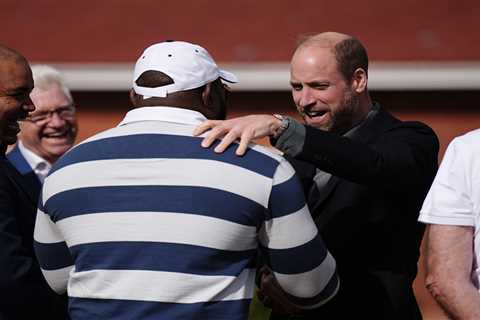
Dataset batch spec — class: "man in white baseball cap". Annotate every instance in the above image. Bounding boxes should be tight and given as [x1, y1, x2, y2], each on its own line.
[34, 40, 338, 320]
[133, 40, 237, 98]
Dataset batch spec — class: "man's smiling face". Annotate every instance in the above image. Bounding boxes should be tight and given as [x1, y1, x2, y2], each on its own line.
[0, 58, 35, 145]
[290, 44, 359, 134]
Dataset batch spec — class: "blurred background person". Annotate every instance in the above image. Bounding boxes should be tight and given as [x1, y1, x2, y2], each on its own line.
[8, 65, 78, 190]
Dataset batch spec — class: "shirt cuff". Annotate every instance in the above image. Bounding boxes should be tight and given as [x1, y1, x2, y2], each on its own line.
[273, 117, 306, 157]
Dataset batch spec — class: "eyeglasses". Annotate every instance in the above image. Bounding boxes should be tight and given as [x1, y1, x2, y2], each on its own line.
[25, 105, 76, 124]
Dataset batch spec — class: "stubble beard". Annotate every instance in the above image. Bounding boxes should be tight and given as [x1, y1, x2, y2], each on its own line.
[328, 89, 360, 135]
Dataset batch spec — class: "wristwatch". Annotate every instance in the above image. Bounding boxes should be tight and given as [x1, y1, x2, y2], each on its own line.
[272, 114, 290, 138]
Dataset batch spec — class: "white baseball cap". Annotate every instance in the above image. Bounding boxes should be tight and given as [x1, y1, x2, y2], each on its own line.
[133, 41, 237, 98]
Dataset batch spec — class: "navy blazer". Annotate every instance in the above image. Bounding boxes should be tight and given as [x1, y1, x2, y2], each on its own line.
[7, 144, 42, 199]
[1, 145, 66, 319]
[273, 105, 439, 320]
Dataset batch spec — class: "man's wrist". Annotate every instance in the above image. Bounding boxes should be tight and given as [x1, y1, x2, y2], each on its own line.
[271, 114, 290, 138]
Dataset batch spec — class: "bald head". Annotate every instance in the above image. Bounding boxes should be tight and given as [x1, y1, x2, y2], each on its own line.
[295, 32, 369, 83]
[0, 45, 29, 68]
[0, 44, 34, 146]
[298, 32, 350, 50]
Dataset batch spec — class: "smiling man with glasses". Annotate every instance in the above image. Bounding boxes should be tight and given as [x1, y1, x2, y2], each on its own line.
[8, 65, 78, 184]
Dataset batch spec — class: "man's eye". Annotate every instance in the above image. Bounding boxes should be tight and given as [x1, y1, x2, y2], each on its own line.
[12, 92, 26, 98]
[291, 84, 302, 91]
[11, 92, 31, 103]
[313, 84, 329, 90]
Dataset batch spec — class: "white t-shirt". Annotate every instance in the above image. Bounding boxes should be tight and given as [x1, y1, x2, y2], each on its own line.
[419, 128, 480, 286]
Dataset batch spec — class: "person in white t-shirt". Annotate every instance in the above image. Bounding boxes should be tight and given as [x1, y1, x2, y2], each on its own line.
[419, 128, 480, 319]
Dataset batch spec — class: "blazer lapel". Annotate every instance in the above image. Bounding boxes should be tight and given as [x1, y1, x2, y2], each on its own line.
[309, 175, 340, 219]
[348, 103, 397, 145]
[309, 104, 395, 218]
[1, 157, 38, 205]
[6, 144, 41, 201]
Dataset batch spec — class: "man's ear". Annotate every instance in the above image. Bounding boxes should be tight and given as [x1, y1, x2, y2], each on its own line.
[129, 89, 139, 106]
[351, 68, 368, 94]
[201, 83, 213, 107]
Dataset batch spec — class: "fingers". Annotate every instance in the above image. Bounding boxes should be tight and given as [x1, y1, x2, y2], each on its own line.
[193, 120, 219, 136]
[213, 130, 241, 153]
[259, 272, 301, 314]
[235, 130, 255, 156]
[200, 126, 226, 148]
[194, 116, 263, 155]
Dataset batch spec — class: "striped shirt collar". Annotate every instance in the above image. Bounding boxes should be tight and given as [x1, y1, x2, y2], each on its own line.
[118, 106, 207, 127]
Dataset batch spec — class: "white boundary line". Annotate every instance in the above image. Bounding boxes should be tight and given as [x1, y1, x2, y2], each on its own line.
[34, 62, 480, 91]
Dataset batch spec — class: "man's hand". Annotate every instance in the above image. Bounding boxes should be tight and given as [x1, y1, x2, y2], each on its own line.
[257, 266, 303, 315]
[193, 114, 281, 156]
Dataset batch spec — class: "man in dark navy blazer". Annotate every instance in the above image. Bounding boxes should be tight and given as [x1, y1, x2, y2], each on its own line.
[195, 32, 439, 319]
[0, 46, 67, 319]
[7, 65, 78, 192]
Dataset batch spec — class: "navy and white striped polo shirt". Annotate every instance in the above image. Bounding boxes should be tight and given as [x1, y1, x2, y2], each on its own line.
[34, 107, 338, 320]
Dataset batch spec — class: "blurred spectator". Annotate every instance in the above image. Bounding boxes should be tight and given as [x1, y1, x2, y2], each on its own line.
[8, 65, 77, 187]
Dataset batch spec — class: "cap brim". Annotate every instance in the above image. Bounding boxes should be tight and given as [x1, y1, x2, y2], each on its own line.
[219, 69, 238, 83]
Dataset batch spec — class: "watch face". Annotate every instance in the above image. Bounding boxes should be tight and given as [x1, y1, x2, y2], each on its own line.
[272, 114, 289, 138]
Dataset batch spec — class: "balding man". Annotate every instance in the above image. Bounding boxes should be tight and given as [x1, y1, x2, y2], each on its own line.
[195, 32, 439, 319]
[0, 45, 66, 319]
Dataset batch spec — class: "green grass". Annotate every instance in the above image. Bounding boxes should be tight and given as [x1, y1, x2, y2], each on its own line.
[248, 291, 271, 320]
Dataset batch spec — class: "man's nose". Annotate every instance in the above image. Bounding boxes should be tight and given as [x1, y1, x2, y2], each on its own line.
[23, 96, 35, 113]
[298, 88, 315, 108]
[47, 111, 67, 127]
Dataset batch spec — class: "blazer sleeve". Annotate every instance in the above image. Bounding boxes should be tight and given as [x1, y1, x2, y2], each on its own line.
[0, 165, 58, 315]
[297, 121, 439, 193]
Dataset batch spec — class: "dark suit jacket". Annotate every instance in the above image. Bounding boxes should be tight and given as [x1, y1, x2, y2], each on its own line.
[275, 105, 439, 320]
[6, 144, 42, 200]
[0, 152, 66, 319]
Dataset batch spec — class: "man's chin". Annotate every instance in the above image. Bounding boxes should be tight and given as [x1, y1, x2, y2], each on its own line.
[3, 136, 18, 146]
[305, 120, 331, 131]
[43, 135, 74, 145]
[42, 140, 74, 156]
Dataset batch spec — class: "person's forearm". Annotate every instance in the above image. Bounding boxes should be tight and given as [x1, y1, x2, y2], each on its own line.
[427, 276, 480, 319]
[426, 225, 479, 319]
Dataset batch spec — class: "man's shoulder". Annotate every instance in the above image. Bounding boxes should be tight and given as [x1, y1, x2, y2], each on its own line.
[372, 107, 437, 141]
[247, 143, 285, 163]
[374, 106, 433, 132]
[50, 126, 290, 181]
[455, 128, 480, 145]
[448, 128, 480, 158]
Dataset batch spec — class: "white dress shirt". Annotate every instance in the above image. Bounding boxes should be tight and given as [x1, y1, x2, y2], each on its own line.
[18, 141, 51, 183]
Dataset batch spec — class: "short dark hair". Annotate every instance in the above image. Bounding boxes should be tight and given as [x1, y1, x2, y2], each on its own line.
[135, 70, 174, 88]
[333, 37, 369, 82]
[0, 44, 28, 65]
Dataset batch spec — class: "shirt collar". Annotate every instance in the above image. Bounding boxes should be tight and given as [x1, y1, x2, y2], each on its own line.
[118, 106, 207, 127]
[344, 103, 379, 138]
[17, 141, 51, 173]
